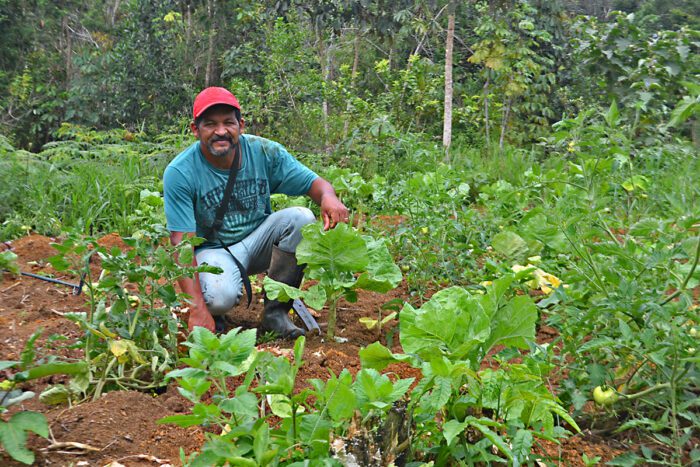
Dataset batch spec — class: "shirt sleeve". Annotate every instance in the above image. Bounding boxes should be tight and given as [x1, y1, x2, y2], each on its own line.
[163, 165, 197, 232]
[266, 142, 319, 196]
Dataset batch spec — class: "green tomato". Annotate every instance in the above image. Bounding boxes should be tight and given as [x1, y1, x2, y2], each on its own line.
[690, 327, 698, 338]
[401, 265, 410, 272]
[592, 386, 619, 406]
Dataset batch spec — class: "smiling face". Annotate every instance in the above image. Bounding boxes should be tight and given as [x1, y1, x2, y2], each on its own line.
[191, 104, 245, 161]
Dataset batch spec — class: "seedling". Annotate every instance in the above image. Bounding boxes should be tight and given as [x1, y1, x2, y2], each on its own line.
[0, 330, 88, 464]
[264, 222, 402, 340]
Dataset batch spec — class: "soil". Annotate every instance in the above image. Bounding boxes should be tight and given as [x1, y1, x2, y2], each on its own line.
[0, 234, 634, 465]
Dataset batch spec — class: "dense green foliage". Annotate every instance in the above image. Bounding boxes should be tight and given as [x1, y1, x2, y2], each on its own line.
[1, 1, 697, 150]
[0, 1, 698, 465]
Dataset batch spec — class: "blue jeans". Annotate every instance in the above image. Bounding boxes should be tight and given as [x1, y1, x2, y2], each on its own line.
[195, 207, 315, 316]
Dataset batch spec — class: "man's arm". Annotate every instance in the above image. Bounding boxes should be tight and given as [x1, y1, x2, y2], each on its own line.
[307, 177, 349, 230]
[170, 231, 215, 332]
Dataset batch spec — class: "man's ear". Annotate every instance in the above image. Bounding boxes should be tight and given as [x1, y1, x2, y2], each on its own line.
[190, 121, 199, 138]
[239, 118, 245, 133]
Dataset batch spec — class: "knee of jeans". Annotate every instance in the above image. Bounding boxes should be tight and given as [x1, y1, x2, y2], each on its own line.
[201, 280, 242, 316]
[291, 206, 316, 229]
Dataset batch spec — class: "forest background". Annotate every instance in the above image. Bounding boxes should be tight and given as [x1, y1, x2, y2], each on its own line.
[1, 0, 698, 154]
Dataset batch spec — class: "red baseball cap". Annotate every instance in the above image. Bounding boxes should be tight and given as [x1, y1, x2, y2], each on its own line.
[192, 87, 241, 119]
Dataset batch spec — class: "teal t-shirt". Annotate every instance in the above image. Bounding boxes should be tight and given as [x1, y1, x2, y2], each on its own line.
[163, 134, 318, 249]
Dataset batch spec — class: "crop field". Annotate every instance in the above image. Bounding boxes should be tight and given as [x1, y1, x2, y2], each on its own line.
[1, 107, 698, 465]
[1, 2, 699, 466]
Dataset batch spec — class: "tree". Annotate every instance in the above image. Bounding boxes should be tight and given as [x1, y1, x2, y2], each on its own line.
[442, 1, 455, 159]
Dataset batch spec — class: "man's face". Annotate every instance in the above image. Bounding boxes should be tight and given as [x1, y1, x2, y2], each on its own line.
[191, 105, 244, 159]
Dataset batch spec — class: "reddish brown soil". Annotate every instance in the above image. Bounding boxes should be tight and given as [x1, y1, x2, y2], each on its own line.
[0, 234, 631, 465]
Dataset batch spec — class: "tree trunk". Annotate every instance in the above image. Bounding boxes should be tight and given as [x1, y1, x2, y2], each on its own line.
[316, 22, 329, 148]
[499, 97, 511, 151]
[483, 75, 490, 149]
[343, 28, 362, 138]
[442, 3, 456, 162]
[108, 0, 121, 27]
[62, 16, 73, 91]
[185, 2, 192, 53]
[204, 0, 216, 87]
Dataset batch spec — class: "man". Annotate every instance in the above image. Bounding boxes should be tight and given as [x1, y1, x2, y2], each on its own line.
[164, 87, 348, 338]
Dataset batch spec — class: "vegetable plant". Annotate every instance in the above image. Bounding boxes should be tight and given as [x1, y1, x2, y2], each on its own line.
[47, 224, 219, 399]
[0, 330, 88, 464]
[160, 326, 415, 465]
[264, 222, 402, 339]
[0, 251, 20, 278]
[360, 274, 580, 464]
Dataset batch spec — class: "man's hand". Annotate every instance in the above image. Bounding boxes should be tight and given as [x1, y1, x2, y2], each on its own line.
[321, 194, 349, 230]
[170, 231, 216, 333]
[188, 304, 215, 332]
[308, 178, 349, 230]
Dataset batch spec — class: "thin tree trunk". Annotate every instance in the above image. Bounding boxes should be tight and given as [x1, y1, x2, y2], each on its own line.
[62, 16, 73, 91]
[483, 76, 490, 149]
[499, 98, 511, 151]
[205, 0, 216, 87]
[442, 4, 455, 162]
[316, 22, 329, 148]
[110, 0, 121, 27]
[185, 3, 192, 52]
[343, 28, 362, 138]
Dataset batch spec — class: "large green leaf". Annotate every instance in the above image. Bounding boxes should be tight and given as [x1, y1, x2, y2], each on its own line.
[491, 231, 529, 260]
[354, 236, 402, 293]
[0, 411, 48, 464]
[481, 295, 537, 353]
[262, 278, 327, 310]
[443, 419, 469, 446]
[358, 342, 415, 371]
[324, 370, 356, 421]
[296, 223, 368, 276]
[421, 375, 452, 413]
[219, 328, 258, 368]
[400, 287, 490, 361]
[10, 411, 49, 438]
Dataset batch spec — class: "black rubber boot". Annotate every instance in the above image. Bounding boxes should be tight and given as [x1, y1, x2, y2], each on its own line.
[261, 246, 306, 339]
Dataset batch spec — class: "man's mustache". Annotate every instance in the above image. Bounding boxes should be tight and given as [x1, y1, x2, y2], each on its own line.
[211, 136, 233, 143]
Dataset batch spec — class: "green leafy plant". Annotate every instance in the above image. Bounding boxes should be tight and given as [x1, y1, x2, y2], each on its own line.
[360, 275, 579, 464]
[0, 330, 88, 464]
[264, 222, 402, 339]
[161, 325, 415, 465]
[47, 226, 219, 399]
[0, 250, 20, 279]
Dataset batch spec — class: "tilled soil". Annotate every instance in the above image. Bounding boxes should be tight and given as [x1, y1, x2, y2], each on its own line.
[1, 233, 627, 465]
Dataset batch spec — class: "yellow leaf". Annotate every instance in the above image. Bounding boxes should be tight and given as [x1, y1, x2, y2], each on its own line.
[109, 340, 129, 357]
[359, 317, 378, 330]
[126, 341, 147, 365]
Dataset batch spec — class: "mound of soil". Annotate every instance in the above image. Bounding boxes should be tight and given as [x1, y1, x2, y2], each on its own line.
[22, 390, 202, 466]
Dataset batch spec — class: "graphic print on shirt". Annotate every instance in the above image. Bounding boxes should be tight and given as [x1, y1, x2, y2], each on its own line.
[199, 178, 270, 229]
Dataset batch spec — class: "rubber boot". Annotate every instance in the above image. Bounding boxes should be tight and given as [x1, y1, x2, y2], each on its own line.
[261, 246, 306, 339]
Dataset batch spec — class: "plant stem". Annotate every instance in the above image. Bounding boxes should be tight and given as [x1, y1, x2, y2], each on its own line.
[291, 399, 297, 443]
[660, 235, 700, 305]
[619, 382, 670, 401]
[669, 342, 682, 465]
[327, 297, 339, 340]
[93, 356, 117, 400]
